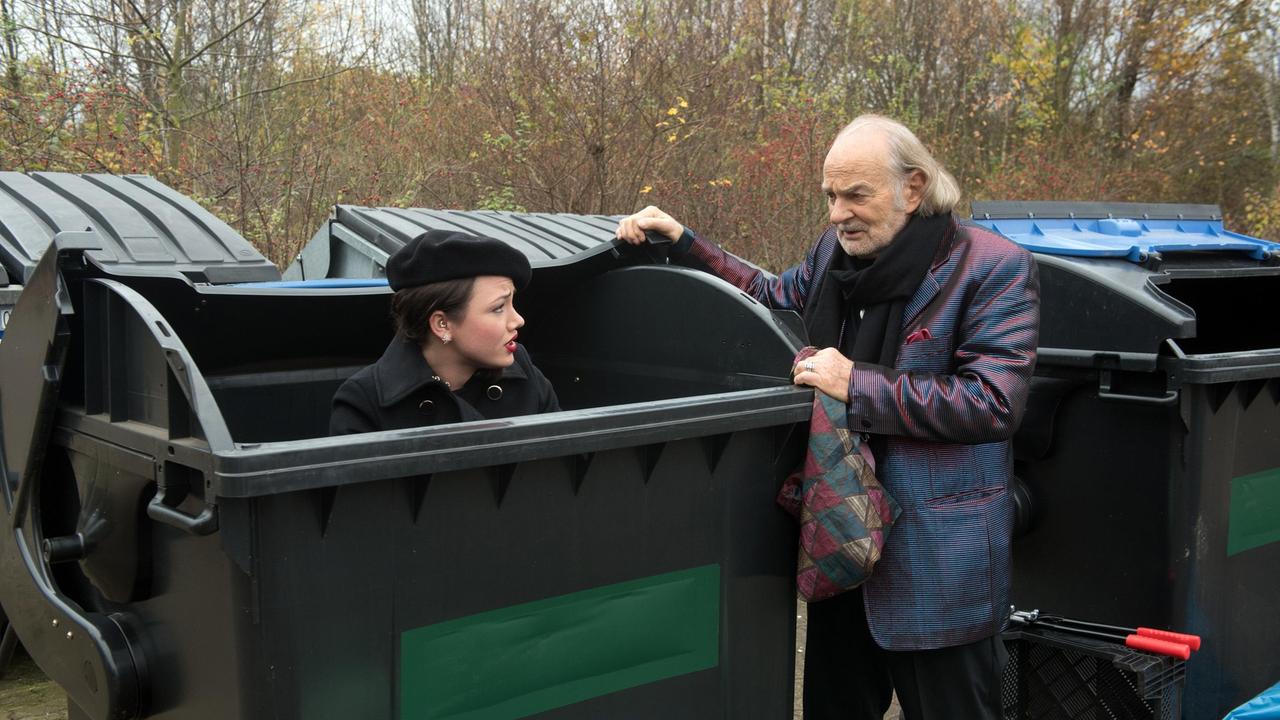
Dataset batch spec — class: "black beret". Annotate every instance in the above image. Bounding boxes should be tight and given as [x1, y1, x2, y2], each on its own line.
[386, 230, 532, 292]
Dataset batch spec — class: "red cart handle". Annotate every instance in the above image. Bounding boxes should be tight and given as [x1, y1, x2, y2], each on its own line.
[1137, 627, 1201, 652]
[1125, 634, 1191, 660]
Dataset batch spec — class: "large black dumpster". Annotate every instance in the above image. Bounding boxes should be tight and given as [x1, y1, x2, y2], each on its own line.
[972, 201, 1280, 719]
[0, 175, 811, 720]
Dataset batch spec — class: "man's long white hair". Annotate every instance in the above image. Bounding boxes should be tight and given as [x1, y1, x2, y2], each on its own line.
[836, 115, 962, 217]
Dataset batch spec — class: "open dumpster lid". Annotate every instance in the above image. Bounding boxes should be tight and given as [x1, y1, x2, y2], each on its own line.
[286, 205, 637, 281]
[970, 200, 1280, 264]
[0, 172, 279, 284]
[331, 205, 621, 258]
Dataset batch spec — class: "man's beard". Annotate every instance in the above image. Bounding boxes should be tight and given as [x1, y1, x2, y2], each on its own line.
[836, 215, 905, 257]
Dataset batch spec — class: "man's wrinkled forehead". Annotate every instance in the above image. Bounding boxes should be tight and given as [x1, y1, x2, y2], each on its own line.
[823, 129, 892, 183]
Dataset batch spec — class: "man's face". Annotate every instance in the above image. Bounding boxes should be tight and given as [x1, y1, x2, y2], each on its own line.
[822, 133, 921, 257]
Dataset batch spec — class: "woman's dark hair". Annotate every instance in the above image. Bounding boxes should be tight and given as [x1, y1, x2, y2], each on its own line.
[390, 277, 475, 345]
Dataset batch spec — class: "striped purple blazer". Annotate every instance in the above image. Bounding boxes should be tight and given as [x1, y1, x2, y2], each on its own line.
[676, 216, 1040, 651]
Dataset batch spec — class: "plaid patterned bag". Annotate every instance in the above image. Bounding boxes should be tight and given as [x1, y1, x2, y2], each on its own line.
[777, 390, 901, 602]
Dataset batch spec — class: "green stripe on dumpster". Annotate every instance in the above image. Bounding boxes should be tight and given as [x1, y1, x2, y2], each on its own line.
[399, 564, 720, 720]
[1228, 467, 1280, 556]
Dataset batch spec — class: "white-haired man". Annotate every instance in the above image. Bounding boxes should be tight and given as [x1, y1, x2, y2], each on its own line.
[617, 115, 1040, 719]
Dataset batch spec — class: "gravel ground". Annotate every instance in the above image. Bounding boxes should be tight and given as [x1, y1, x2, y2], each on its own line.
[0, 650, 66, 720]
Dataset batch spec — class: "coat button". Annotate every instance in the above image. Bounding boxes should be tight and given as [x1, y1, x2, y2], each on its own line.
[418, 399, 435, 413]
[486, 385, 503, 401]
[860, 418, 872, 429]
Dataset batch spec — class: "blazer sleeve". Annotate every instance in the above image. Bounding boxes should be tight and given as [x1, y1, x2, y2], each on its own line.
[846, 246, 1040, 444]
[329, 376, 379, 436]
[672, 228, 823, 312]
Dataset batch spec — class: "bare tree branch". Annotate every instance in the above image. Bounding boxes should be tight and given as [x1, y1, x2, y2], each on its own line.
[175, 63, 358, 124]
[176, 0, 267, 72]
[16, 22, 168, 66]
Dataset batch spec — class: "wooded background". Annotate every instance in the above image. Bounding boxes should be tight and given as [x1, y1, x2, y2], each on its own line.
[1, 0, 1277, 270]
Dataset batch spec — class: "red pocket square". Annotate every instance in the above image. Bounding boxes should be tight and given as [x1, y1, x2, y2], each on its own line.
[904, 328, 933, 344]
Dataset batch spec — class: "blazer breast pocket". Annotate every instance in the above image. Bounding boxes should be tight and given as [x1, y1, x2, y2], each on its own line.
[897, 332, 953, 370]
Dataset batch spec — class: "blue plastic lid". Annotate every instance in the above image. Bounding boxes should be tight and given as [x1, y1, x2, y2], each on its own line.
[971, 216, 1280, 263]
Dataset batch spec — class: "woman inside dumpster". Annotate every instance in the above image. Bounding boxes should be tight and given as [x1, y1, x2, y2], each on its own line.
[329, 229, 560, 435]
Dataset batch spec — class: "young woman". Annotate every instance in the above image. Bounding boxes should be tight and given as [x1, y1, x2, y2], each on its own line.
[330, 230, 559, 434]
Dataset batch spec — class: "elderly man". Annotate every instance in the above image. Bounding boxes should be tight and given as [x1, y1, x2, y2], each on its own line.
[616, 115, 1039, 720]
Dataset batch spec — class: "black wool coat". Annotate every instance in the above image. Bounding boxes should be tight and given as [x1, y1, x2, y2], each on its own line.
[329, 336, 560, 435]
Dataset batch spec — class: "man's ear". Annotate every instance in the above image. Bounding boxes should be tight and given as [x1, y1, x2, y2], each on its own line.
[903, 169, 926, 213]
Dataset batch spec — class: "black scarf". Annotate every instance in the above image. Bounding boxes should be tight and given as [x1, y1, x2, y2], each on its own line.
[804, 212, 948, 367]
[804, 212, 947, 467]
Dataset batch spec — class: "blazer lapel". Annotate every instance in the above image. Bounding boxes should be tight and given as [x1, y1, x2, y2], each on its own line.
[899, 215, 957, 331]
[900, 270, 940, 331]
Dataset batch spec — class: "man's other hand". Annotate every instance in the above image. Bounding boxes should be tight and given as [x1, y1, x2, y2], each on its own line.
[616, 206, 684, 245]
[793, 347, 854, 403]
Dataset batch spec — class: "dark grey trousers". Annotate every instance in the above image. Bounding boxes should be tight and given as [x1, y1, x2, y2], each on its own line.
[803, 588, 1007, 720]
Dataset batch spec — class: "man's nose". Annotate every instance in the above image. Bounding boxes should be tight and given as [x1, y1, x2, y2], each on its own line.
[829, 197, 853, 225]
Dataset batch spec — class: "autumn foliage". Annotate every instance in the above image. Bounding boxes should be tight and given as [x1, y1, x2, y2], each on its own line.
[1, 0, 1277, 271]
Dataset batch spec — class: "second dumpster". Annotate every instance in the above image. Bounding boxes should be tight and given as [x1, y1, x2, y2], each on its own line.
[972, 200, 1280, 719]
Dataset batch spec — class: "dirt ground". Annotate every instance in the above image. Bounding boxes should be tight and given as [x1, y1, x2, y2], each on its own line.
[0, 650, 67, 720]
[1, 607, 898, 720]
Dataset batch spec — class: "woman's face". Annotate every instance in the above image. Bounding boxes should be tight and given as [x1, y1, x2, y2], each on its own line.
[446, 275, 524, 369]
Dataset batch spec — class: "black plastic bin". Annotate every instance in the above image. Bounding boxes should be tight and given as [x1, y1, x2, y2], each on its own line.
[0, 176, 812, 720]
[1000, 625, 1186, 720]
[973, 201, 1280, 719]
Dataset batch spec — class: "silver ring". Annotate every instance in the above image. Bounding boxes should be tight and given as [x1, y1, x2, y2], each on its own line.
[804, 360, 815, 372]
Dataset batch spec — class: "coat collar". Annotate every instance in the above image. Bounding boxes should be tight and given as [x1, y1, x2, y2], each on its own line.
[373, 335, 528, 407]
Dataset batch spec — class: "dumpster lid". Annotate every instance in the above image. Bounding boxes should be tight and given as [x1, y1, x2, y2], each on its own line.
[970, 201, 1280, 263]
[289, 205, 667, 284]
[331, 205, 620, 261]
[0, 172, 279, 284]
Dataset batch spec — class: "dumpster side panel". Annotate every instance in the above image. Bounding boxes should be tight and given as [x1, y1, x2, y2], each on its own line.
[1014, 372, 1280, 720]
[222, 431, 799, 720]
[1012, 385, 1178, 623]
[122, 524, 256, 719]
[1177, 379, 1280, 719]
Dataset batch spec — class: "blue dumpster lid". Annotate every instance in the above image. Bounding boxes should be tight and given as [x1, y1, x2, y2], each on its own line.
[970, 201, 1280, 263]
